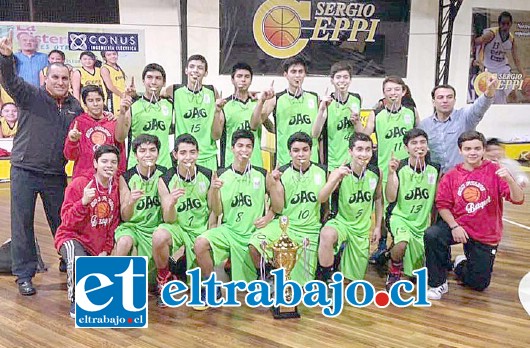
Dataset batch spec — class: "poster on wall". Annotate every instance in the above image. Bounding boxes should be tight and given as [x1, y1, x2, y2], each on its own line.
[0, 24, 145, 93]
[219, 0, 411, 77]
[468, 8, 530, 104]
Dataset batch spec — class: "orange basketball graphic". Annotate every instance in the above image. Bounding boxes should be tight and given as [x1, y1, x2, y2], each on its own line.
[263, 6, 301, 49]
[91, 131, 107, 145]
[95, 201, 111, 219]
[462, 186, 481, 203]
[473, 72, 489, 95]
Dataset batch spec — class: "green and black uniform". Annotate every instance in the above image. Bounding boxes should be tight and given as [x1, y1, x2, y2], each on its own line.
[127, 96, 173, 169]
[274, 90, 319, 166]
[201, 165, 267, 282]
[173, 84, 218, 170]
[249, 162, 326, 284]
[389, 160, 440, 276]
[326, 164, 380, 280]
[220, 96, 263, 168]
[323, 92, 361, 170]
[157, 165, 212, 270]
[115, 165, 167, 280]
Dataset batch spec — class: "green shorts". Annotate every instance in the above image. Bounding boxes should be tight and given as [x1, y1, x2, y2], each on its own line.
[325, 218, 370, 281]
[200, 225, 256, 282]
[389, 216, 425, 277]
[197, 155, 218, 171]
[115, 223, 158, 281]
[249, 219, 319, 285]
[157, 223, 205, 270]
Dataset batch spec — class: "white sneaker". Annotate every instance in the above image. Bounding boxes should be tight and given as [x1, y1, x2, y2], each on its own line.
[427, 281, 448, 300]
[453, 255, 467, 270]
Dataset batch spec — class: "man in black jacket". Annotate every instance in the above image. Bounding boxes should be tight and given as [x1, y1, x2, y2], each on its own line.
[0, 30, 83, 296]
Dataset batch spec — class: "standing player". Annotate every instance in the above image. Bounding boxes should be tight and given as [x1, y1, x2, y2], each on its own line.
[39, 50, 71, 86]
[385, 128, 440, 289]
[312, 61, 362, 170]
[71, 51, 106, 106]
[101, 50, 126, 114]
[195, 130, 278, 302]
[251, 56, 320, 166]
[116, 63, 173, 169]
[219, 63, 263, 168]
[361, 76, 420, 262]
[167, 55, 222, 170]
[152, 134, 212, 306]
[425, 131, 524, 299]
[249, 132, 326, 285]
[64, 85, 126, 178]
[54, 145, 121, 318]
[318, 133, 382, 283]
[115, 135, 166, 282]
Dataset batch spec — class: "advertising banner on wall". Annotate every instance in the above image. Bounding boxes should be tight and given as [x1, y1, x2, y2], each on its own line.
[468, 8, 530, 104]
[220, 0, 411, 77]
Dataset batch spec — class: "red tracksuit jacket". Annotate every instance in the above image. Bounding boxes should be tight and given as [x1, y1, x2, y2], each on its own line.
[63, 113, 126, 178]
[436, 160, 524, 245]
[54, 175, 120, 255]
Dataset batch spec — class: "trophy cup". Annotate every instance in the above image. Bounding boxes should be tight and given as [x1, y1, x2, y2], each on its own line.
[269, 216, 301, 319]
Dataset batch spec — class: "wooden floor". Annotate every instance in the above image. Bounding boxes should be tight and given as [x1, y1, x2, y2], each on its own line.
[0, 181, 528, 348]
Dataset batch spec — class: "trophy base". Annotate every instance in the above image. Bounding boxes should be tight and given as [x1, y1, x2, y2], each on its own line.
[271, 305, 301, 319]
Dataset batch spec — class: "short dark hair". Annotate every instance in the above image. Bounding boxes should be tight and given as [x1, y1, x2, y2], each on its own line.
[174, 133, 199, 151]
[330, 61, 352, 78]
[79, 51, 96, 61]
[458, 131, 486, 149]
[81, 85, 105, 104]
[231, 62, 253, 79]
[349, 132, 373, 149]
[231, 129, 254, 147]
[142, 63, 166, 83]
[94, 144, 120, 162]
[187, 54, 208, 72]
[486, 137, 502, 147]
[498, 11, 513, 24]
[101, 50, 118, 61]
[282, 56, 308, 73]
[382, 76, 406, 91]
[431, 84, 457, 99]
[132, 134, 161, 153]
[287, 131, 312, 150]
[48, 49, 65, 60]
[403, 128, 428, 146]
[0, 102, 16, 113]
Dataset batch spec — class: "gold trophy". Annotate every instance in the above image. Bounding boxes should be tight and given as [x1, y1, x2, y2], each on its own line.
[269, 216, 301, 319]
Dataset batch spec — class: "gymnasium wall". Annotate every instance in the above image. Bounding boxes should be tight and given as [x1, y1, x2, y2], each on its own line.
[119, 0, 530, 141]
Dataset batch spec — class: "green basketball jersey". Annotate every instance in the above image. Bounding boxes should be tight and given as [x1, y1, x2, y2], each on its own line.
[128, 96, 173, 169]
[331, 164, 379, 234]
[274, 90, 319, 166]
[220, 96, 263, 168]
[121, 165, 166, 229]
[173, 84, 217, 163]
[391, 160, 440, 234]
[324, 93, 361, 170]
[374, 106, 415, 181]
[217, 165, 267, 234]
[280, 162, 326, 232]
[161, 165, 212, 235]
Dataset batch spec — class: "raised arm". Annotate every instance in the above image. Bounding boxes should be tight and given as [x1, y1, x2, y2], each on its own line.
[318, 165, 349, 203]
[312, 92, 331, 138]
[208, 171, 223, 216]
[119, 176, 144, 222]
[250, 81, 276, 131]
[159, 177, 185, 224]
[115, 95, 133, 143]
[385, 153, 400, 203]
[267, 165, 285, 213]
[212, 88, 225, 141]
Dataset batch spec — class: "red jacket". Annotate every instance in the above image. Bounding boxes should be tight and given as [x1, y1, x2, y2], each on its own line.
[63, 113, 126, 179]
[436, 160, 524, 245]
[54, 175, 120, 255]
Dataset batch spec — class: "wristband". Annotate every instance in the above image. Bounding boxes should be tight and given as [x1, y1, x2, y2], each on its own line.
[450, 225, 460, 230]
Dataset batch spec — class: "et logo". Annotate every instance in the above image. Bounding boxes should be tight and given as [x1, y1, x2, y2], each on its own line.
[75, 256, 148, 328]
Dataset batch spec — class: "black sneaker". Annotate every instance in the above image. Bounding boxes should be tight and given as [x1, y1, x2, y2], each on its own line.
[193, 286, 222, 311]
[59, 258, 67, 273]
[69, 302, 75, 319]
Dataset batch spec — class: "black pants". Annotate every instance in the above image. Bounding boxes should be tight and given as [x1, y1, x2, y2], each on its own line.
[59, 239, 90, 302]
[424, 219, 497, 291]
[10, 167, 66, 283]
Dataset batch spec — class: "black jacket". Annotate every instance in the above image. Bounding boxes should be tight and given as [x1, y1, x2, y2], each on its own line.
[0, 54, 83, 175]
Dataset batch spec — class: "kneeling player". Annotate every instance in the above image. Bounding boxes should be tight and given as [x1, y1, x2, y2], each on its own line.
[152, 134, 212, 306]
[385, 128, 440, 289]
[318, 133, 382, 283]
[249, 132, 327, 286]
[54, 145, 121, 318]
[114, 134, 166, 281]
[194, 130, 279, 309]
